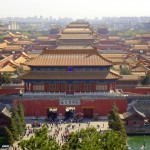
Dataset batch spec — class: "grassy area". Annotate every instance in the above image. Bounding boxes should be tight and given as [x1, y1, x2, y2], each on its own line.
[0, 136, 7, 147]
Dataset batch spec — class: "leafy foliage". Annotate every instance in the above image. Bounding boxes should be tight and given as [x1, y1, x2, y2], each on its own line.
[0, 73, 11, 85]
[0, 35, 4, 42]
[108, 103, 127, 149]
[12, 107, 24, 136]
[100, 131, 127, 150]
[5, 105, 26, 146]
[0, 136, 7, 147]
[5, 127, 14, 146]
[16, 66, 25, 74]
[18, 103, 26, 129]
[62, 127, 128, 150]
[8, 118, 19, 140]
[19, 125, 59, 150]
[141, 73, 150, 85]
[120, 67, 131, 75]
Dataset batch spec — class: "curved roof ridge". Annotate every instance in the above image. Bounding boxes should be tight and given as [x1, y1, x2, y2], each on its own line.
[97, 50, 113, 64]
[9, 59, 20, 67]
[109, 70, 121, 78]
[132, 64, 149, 71]
[22, 52, 31, 58]
[0, 64, 16, 72]
[133, 106, 146, 118]
[2, 107, 11, 118]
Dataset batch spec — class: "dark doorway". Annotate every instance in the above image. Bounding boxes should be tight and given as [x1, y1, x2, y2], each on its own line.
[83, 108, 93, 118]
[47, 108, 57, 121]
[65, 107, 75, 120]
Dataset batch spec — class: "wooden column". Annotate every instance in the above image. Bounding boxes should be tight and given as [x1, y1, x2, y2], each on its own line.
[44, 83, 47, 92]
[59, 83, 61, 92]
[93, 83, 96, 92]
[24, 82, 27, 92]
[79, 83, 82, 92]
[114, 82, 116, 91]
[30, 84, 33, 92]
[107, 83, 110, 92]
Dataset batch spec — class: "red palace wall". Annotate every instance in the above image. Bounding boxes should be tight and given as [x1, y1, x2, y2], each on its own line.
[127, 120, 144, 126]
[13, 99, 127, 117]
[122, 88, 150, 95]
[0, 89, 21, 95]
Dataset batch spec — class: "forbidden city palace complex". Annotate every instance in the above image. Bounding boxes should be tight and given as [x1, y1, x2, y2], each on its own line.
[13, 21, 127, 119]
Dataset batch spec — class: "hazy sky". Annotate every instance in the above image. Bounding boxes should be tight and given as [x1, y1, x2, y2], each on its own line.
[1, 0, 150, 19]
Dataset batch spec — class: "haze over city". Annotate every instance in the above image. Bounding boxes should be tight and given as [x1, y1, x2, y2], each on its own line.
[1, 0, 150, 19]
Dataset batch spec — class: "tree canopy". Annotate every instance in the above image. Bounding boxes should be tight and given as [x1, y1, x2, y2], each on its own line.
[19, 126, 128, 150]
[141, 73, 150, 85]
[120, 67, 131, 75]
[62, 127, 127, 150]
[108, 103, 127, 149]
[5, 127, 14, 146]
[0, 73, 11, 85]
[19, 125, 59, 150]
[4, 104, 26, 146]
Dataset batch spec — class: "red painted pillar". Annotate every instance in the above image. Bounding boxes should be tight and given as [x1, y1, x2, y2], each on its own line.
[27, 83, 30, 91]
[112, 82, 114, 91]
[30, 84, 33, 92]
[26, 83, 29, 91]
[45, 83, 47, 92]
[24, 82, 26, 92]
[79, 83, 82, 91]
[59, 83, 61, 92]
[114, 82, 116, 91]
[107, 83, 110, 92]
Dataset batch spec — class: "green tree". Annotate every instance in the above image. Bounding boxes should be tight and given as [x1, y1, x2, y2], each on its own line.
[62, 127, 101, 150]
[62, 127, 128, 150]
[0, 73, 11, 85]
[19, 125, 59, 150]
[17, 103, 26, 129]
[12, 107, 24, 136]
[61, 131, 81, 150]
[5, 127, 14, 146]
[0, 75, 5, 85]
[78, 128, 102, 150]
[2, 73, 11, 83]
[8, 118, 19, 140]
[16, 66, 24, 74]
[120, 67, 131, 75]
[0, 35, 4, 42]
[141, 73, 150, 85]
[108, 103, 127, 147]
[100, 131, 127, 150]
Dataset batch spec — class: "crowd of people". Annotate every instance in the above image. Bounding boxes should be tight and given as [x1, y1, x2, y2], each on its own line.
[45, 120, 107, 146]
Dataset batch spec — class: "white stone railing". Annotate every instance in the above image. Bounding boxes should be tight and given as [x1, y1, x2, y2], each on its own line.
[2, 83, 24, 87]
[23, 92, 67, 96]
[23, 91, 122, 97]
[74, 91, 120, 96]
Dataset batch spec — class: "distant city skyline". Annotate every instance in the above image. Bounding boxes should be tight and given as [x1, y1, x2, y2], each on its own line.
[1, 0, 150, 19]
